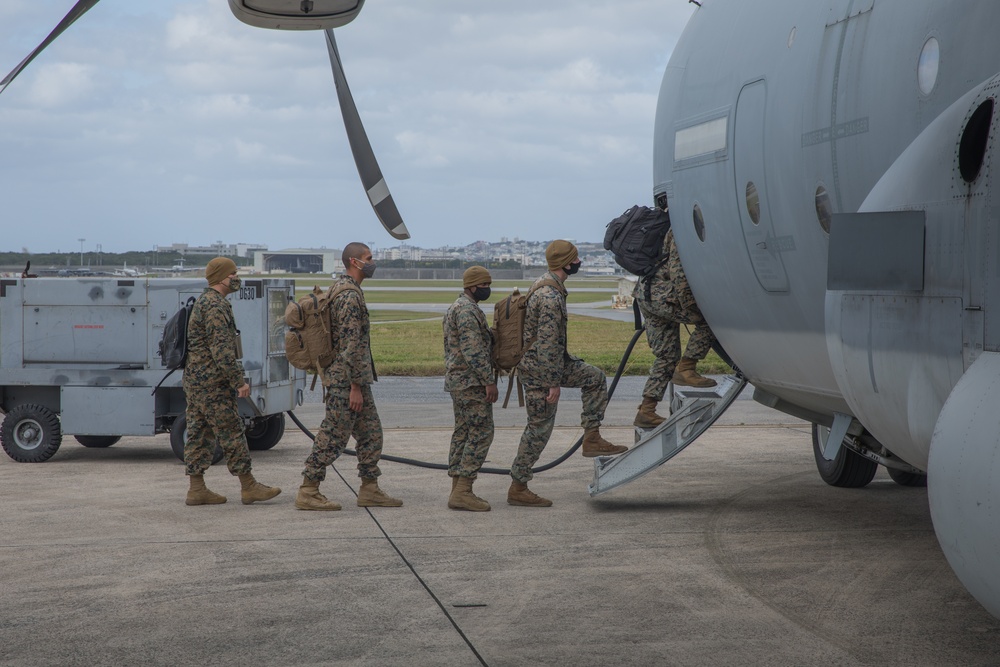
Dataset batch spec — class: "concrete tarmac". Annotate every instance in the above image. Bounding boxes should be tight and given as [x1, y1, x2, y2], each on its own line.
[2, 382, 998, 666]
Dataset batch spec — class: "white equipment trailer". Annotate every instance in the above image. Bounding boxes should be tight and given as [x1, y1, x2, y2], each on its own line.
[0, 277, 306, 462]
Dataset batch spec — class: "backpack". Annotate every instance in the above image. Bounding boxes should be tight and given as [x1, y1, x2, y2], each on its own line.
[491, 278, 564, 408]
[603, 205, 671, 277]
[151, 296, 196, 395]
[284, 282, 361, 378]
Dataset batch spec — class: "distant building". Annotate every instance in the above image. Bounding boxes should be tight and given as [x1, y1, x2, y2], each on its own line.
[158, 242, 267, 259]
[253, 248, 341, 274]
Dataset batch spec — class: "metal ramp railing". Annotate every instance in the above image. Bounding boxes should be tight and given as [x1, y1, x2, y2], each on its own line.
[588, 373, 748, 496]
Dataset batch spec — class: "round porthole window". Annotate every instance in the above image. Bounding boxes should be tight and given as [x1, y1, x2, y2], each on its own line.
[815, 184, 832, 234]
[693, 204, 706, 242]
[746, 182, 761, 225]
[918, 37, 940, 96]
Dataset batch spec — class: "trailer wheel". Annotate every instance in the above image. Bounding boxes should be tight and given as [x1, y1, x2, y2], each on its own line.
[1, 404, 63, 463]
[75, 435, 122, 448]
[169, 416, 224, 465]
[246, 414, 285, 451]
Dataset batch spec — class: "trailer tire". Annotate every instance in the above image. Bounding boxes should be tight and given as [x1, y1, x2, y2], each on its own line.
[169, 416, 224, 465]
[1, 404, 63, 463]
[75, 435, 122, 448]
[246, 414, 285, 451]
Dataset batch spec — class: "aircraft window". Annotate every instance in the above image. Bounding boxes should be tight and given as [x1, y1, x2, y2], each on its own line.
[787, 26, 797, 48]
[693, 204, 706, 242]
[815, 185, 833, 234]
[918, 37, 940, 96]
[960, 98, 994, 183]
[746, 182, 761, 225]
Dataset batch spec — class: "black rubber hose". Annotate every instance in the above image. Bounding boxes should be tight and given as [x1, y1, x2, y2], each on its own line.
[286, 325, 647, 475]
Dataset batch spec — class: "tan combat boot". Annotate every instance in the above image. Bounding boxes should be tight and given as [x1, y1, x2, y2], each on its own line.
[581, 427, 628, 457]
[186, 474, 227, 506]
[671, 357, 717, 388]
[507, 480, 552, 507]
[238, 472, 282, 505]
[634, 397, 666, 428]
[448, 477, 491, 512]
[357, 478, 403, 507]
[295, 477, 341, 511]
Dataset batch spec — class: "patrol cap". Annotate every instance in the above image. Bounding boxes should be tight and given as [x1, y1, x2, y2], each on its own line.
[546, 240, 579, 270]
[206, 257, 237, 285]
[463, 266, 492, 288]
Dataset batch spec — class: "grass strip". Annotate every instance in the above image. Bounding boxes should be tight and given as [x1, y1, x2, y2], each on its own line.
[370, 313, 729, 376]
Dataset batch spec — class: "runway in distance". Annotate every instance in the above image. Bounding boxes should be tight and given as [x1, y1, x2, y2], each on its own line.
[5, 0, 1000, 624]
[655, 0, 1000, 619]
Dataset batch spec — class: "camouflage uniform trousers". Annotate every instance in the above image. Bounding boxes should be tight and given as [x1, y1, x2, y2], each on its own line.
[303, 385, 383, 482]
[511, 358, 607, 483]
[448, 386, 495, 480]
[184, 390, 252, 476]
[637, 296, 716, 402]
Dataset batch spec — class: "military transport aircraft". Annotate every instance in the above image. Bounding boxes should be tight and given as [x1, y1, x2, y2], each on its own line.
[5, 0, 1000, 622]
[655, 0, 1000, 619]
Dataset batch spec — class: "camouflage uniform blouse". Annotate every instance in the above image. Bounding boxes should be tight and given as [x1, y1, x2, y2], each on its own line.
[635, 229, 698, 311]
[321, 275, 375, 389]
[443, 293, 495, 392]
[183, 288, 244, 394]
[516, 271, 570, 389]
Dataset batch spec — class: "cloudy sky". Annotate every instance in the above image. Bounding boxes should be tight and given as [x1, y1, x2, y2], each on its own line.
[0, 0, 695, 254]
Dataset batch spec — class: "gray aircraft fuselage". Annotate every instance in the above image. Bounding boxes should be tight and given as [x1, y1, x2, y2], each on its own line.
[655, 0, 1000, 618]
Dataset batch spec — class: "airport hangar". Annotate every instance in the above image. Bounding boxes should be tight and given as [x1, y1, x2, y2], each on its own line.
[253, 248, 341, 274]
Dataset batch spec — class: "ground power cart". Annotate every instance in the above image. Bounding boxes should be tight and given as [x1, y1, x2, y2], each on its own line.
[0, 277, 306, 462]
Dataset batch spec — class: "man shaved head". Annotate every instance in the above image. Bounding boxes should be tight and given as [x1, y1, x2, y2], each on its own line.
[342, 242, 371, 268]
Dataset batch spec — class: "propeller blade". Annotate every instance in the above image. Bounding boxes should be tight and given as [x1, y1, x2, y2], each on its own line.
[324, 29, 410, 240]
[0, 0, 103, 96]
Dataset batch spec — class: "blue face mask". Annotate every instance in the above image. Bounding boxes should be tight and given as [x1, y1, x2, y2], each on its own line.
[565, 262, 581, 275]
[472, 286, 492, 302]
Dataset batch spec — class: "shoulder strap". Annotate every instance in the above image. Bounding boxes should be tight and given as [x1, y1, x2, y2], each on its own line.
[150, 367, 177, 396]
[526, 277, 566, 302]
[501, 369, 525, 409]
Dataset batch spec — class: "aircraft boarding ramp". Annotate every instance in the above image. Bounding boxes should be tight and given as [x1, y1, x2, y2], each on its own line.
[589, 374, 748, 496]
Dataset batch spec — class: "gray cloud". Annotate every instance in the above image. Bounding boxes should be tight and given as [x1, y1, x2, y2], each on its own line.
[0, 0, 694, 253]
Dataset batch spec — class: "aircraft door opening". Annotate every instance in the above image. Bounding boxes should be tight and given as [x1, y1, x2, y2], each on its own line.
[733, 80, 789, 292]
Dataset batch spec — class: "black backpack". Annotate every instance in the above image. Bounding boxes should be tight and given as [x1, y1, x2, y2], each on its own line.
[152, 297, 196, 394]
[603, 205, 671, 277]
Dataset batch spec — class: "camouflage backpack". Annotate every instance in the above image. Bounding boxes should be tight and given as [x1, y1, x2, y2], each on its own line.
[491, 279, 564, 407]
[284, 282, 360, 377]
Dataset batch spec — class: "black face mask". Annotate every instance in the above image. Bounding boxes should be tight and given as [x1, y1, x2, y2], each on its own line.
[565, 262, 581, 275]
[472, 286, 492, 302]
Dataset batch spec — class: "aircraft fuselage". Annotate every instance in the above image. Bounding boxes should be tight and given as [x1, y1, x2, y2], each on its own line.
[655, 0, 1000, 618]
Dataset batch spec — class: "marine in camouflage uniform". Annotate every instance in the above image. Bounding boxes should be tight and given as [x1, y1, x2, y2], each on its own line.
[182, 256, 280, 506]
[509, 241, 627, 507]
[296, 243, 401, 511]
[632, 228, 718, 427]
[443, 266, 498, 511]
